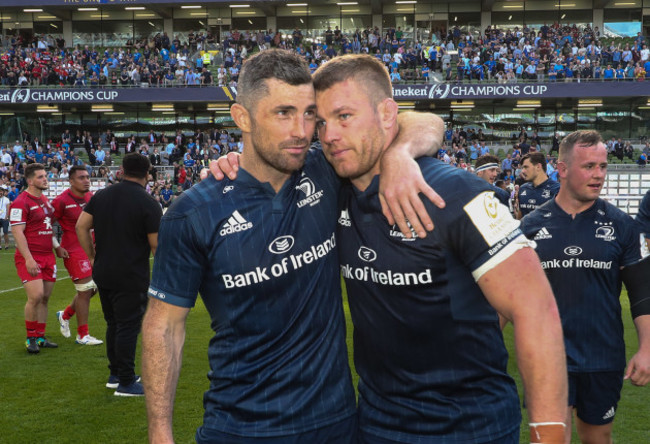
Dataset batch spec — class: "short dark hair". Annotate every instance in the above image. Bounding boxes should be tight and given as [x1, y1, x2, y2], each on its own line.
[521, 152, 547, 171]
[24, 163, 45, 179]
[559, 130, 603, 163]
[475, 154, 500, 169]
[313, 54, 392, 105]
[122, 153, 151, 179]
[236, 49, 312, 112]
[69, 165, 88, 179]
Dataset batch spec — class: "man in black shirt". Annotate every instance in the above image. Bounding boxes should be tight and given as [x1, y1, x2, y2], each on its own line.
[76, 154, 162, 397]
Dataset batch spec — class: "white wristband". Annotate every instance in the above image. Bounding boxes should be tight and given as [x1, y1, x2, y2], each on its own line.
[52, 236, 60, 248]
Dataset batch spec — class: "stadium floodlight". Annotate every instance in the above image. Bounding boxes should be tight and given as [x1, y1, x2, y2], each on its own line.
[287, 3, 308, 6]
[152, 104, 175, 112]
[397, 101, 416, 109]
[207, 103, 231, 111]
[37, 105, 59, 113]
[337, 2, 358, 5]
[450, 101, 474, 109]
[181, 5, 204, 8]
[125, 7, 146, 10]
[578, 99, 602, 107]
[91, 105, 114, 112]
[396, 1, 417, 3]
[229, 4, 251, 7]
[78, 8, 98, 11]
[23, 9, 43, 13]
[516, 100, 541, 108]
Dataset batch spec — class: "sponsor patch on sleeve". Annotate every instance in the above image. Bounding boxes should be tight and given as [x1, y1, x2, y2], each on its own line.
[463, 191, 520, 247]
[10, 208, 23, 222]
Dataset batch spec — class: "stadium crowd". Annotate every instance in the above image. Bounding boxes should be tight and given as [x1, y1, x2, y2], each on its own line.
[0, 32, 216, 87]
[0, 127, 244, 208]
[2, 21, 648, 88]
[2, 124, 648, 225]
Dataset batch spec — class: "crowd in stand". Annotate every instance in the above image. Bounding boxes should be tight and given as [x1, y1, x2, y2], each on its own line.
[434, 126, 650, 192]
[0, 32, 216, 87]
[0, 127, 243, 206]
[221, 22, 650, 84]
[1, 124, 648, 212]
[2, 23, 648, 88]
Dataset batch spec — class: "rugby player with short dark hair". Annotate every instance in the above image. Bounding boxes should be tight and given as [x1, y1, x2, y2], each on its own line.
[9, 163, 60, 353]
[515, 151, 560, 219]
[52, 165, 102, 346]
[313, 54, 567, 444]
[143, 49, 443, 443]
[521, 130, 650, 444]
[475, 154, 511, 207]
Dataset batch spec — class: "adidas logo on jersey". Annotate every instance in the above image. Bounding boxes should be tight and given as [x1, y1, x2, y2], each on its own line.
[602, 406, 616, 420]
[338, 209, 351, 227]
[533, 227, 552, 240]
[220, 210, 253, 236]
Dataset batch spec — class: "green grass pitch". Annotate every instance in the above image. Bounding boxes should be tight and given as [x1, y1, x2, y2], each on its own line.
[0, 253, 647, 442]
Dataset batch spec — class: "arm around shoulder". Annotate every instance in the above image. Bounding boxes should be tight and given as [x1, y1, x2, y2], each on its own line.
[379, 112, 446, 238]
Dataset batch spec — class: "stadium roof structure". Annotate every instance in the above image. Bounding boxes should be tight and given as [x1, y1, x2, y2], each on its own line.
[0, 0, 626, 16]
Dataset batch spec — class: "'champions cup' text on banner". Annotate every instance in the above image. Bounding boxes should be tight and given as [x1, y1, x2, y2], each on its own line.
[0, 87, 237, 104]
[391, 81, 650, 100]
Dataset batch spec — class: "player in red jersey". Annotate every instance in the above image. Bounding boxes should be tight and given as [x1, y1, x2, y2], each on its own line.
[9, 163, 61, 353]
[52, 165, 103, 346]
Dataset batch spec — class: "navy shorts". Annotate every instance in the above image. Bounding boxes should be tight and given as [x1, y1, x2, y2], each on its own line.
[358, 427, 519, 444]
[569, 371, 624, 425]
[196, 415, 357, 444]
[0, 218, 8, 234]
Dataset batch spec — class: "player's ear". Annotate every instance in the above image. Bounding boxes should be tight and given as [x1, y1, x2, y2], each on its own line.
[230, 103, 251, 133]
[378, 98, 398, 129]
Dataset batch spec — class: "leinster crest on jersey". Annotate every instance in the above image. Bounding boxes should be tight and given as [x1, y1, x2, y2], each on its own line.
[296, 174, 324, 208]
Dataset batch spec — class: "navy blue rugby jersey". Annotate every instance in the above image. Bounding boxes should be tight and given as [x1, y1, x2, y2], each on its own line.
[637, 189, 650, 236]
[493, 185, 511, 207]
[521, 198, 650, 372]
[518, 178, 560, 217]
[149, 149, 356, 437]
[338, 157, 531, 443]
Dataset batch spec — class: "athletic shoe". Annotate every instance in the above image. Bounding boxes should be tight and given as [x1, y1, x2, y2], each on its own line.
[25, 337, 40, 354]
[36, 337, 58, 348]
[56, 311, 71, 338]
[106, 375, 140, 389]
[76, 334, 103, 345]
[114, 381, 145, 397]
